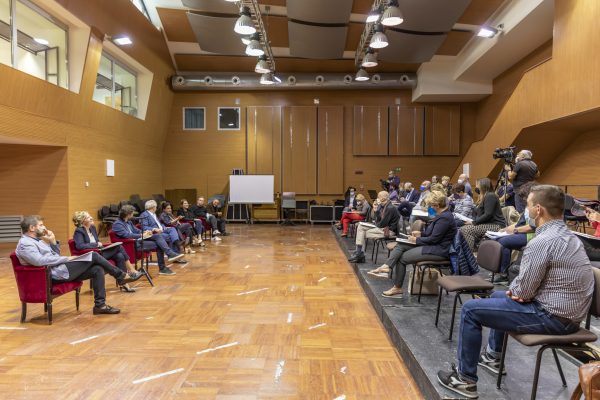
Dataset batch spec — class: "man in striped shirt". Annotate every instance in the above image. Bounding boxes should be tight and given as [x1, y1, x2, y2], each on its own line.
[438, 185, 594, 399]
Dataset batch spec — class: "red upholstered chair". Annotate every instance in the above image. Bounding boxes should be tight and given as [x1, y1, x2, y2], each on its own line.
[9, 252, 82, 325]
[108, 230, 154, 286]
[181, 218, 212, 240]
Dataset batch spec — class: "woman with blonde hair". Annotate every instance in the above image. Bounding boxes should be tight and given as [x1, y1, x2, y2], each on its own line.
[338, 194, 371, 237]
[72, 211, 142, 292]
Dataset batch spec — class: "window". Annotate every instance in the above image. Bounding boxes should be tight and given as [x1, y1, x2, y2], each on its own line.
[0, 0, 68, 88]
[183, 107, 205, 130]
[131, 0, 151, 21]
[218, 107, 241, 131]
[93, 52, 138, 117]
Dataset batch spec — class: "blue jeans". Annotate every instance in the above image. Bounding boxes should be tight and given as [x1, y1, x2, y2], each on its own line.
[495, 233, 527, 272]
[457, 291, 579, 382]
[514, 192, 526, 213]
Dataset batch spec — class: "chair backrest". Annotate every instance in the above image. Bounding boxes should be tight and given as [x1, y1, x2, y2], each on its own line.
[589, 267, 600, 318]
[109, 204, 119, 214]
[118, 200, 129, 209]
[502, 206, 520, 226]
[411, 219, 425, 233]
[476, 240, 503, 273]
[67, 239, 77, 255]
[98, 206, 110, 219]
[9, 252, 49, 303]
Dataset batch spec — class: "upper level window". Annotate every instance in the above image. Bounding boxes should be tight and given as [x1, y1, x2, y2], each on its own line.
[131, 0, 151, 21]
[0, 0, 68, 88]
[93, 52, 138, 117]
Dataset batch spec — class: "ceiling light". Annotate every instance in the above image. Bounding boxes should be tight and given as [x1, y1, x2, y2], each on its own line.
[255, 55, 271, 73]
[361, 49, 378, 68]
[246, 37, 264, 56]
[355, 68, 370, 81]
[241, 35, 252, 45]
[113, 36, 132, 46]
[477, 25, 500, 38]
[381, 0, 404, 26]
[369, 24, 388, 49]
[260, 72, 275, 85]
[366, 6, 381, 23]
[234, 6, 256, 35]
[34, 37, 49, 46]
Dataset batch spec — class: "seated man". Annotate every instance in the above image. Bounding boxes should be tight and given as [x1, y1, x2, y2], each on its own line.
[348, 191, 399, 263]
[112, 205, 184, 276]
[140, 200, 182, 253]
[207, 198, 228, 236]
[15, 215, 140, 315]
[408, 180, 431, 226]
[191, 197, 221, 240]
[438, 185, 594, 399]
[397, 182, 420, 218]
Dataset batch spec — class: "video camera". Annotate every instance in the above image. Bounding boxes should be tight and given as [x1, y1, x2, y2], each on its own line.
[492, 146, 517, 166]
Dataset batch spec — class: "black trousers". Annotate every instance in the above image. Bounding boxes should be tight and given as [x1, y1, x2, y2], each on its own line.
[100, 245, 129, 272]
[60, 252, 124, 307]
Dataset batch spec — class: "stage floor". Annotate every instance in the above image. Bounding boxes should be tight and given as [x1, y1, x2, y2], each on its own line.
[0, 225, 421, 399]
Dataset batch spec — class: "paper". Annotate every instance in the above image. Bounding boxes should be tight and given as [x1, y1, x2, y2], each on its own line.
[453, 213, 473, 223]
[395, 238, 417, 246]
[100, 242, 122, 251]
[573, 231, 600, 241]
[68, 252, 93, 262]
[485, 231, 509, 239]
[411, 209, 428, 217]
[359, 222, 377, 228]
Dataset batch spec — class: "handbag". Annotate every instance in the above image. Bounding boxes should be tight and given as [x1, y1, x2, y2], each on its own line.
[408, 268, 441, 295]
[571, 361, 600, 399]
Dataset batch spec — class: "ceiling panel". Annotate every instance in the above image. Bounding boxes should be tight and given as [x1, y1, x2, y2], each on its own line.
[396, 0, 472, 32]
[457, 0, 505, 25]
[263, 15, 289, 48]
[379, 30, 447, 63]
[157, 8, 197, 42]
[351, 0, 374, 15]
[181, 0, 238, 14]
[187, 12, 245, 55]
[436, 30, 475, 56]
[287, 0, 353, 24]
[345, 22, 364, 51]
[258, 0, 287, 6]
[288, 22, 347, 59]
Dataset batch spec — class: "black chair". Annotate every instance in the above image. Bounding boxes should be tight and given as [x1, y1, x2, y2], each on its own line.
[434, 240, 502, 340]
[98, 205, 117, 236]
[496, 268, 600, 400]
[152, 194, 166, 204]
[564, 194, 591, 233]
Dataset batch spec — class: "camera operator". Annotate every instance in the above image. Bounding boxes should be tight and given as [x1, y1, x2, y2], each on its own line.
[386, 170, 400, 188]
[506, 150, 539, 213]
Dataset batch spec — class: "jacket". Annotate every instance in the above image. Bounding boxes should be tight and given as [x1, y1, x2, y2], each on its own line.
[376, 202, 400, 233]
[73, 225, 101, 250]
[140, 210, 166, 232]
[416, 209, 457, 258]
[15, 234, 69, 267]
[449, 231, 480, 276]
[112, 218, 142, 240]
[404, 189, 420, 204]
[474, 192, 505, 226]
[344, 194, 357, 209]
[190, 205, 208, 218]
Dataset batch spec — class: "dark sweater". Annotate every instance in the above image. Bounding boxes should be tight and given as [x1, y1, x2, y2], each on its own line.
[474, 192, 506, 226]
[376, 202, 400, 233]
[190, 205, 208, 218]
[416, 209, 457, 258]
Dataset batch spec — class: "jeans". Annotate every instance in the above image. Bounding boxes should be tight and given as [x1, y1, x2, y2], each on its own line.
[457, 291, 579, 382]
[495, 233, 527, 273]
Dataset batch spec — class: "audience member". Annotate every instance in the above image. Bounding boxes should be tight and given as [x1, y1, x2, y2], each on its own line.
[460, 178, 506, 251]
[112, 205, 183, 276]
[177, 199, 205, 246]
[508, 149, 539, 213]
[343, 186, 357, 212]
[348, 191, 399, 263]
[191, 197, 221, 240]
[452, 183, 475, 226]
[387, 170, 400, 188]
[496, 176, 515, 208]
[458, 174, 473, 197]
[438, 185, 593, 399]
[583, 207, 600, 261]
[16, 215, 139, 315]
[397, 182, 420, 218]
[408, 181, 432, 226]
[207, 198, 228, 236]
[368, 191, 456, 298]
[339, 194, 371, 237]
[431, 175, 439, 184]
[441, 176, 452, 196]
[389, 183, 400, 203]
[72, 211, 141, 292]
[159, 202, 196, 254]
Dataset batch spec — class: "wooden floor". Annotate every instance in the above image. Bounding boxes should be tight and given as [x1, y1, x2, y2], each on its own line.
[0, 225, 421, 399]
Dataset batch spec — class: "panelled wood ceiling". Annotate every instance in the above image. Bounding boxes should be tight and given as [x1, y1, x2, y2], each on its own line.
[152, 0, 505, 73]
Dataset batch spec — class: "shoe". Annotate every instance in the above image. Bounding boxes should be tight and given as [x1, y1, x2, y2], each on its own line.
[212, 236, 222, 241]
[382, 288, 403, 298]
[367, 270, 389, 278]
[348, 254, 366, 263]
[478, 351, 506, 375]
[117, 271, 143, 286]
[213, 230, 221, 236]
[221, 232, 229, 236]
[93, 304, 121, 315]
[119, 285, 136, 293]
[185, 247, 196, 254]
[174, 258, 187, 264]
[159, 267, 176, 276]
[492, 273, 509, 285]
[341, 233, 347, 238]
[437, 364, 478, 399]
[167, 253, 185, 263]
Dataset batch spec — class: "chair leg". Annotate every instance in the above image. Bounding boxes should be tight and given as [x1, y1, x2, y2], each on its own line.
[410, 265, 416, 294]
[497, 332, 509, 389]
[418, 265, 426, 303]
[530, 346, 547, 400]
[44, 303, 48, 312]
[20, 302, 26, 323]
[75, 288, 80, 311]
[47, 303, 53, 325]
[551, 348, 567, 387]
[448, 293, 461, 341]
[435, 286, 443, 326]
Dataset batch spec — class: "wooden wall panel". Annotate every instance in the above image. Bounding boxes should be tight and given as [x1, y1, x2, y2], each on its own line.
[424, 105, 460, 156]
[282, 106, 317, 194]
[353, 106, 388, 155]
[247, 106, 282, 193]
[317, 106, 344, 194]
[389, 106, 424, 156]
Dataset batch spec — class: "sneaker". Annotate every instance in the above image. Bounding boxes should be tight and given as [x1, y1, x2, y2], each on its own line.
[159, 267, 176, 276]
[492, 273, 509, 285]
[212, 236, 222, 241]
[167, 253, 185, 263]
[437, 364, 478, 399]
[213, 230, 221, 236]
[478, 352, 506, 375]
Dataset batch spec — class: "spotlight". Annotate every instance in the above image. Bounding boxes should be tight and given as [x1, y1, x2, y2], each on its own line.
[113, 36, 133, 46]
[260, 72, 275, 85]
[477, 25, 501, 38]
[361, 49, 378, 68]
[234, 6, 256, 35]
[241, 35, 252, 45]
[369, 24, 388, 49]
[381, 0, 403, 26]
[355, 68, 370, 81]
[366, 6, 381, 23]
[34, 38, 49, 45]
[255, 55, 271, 73]
[245, 34, 264, 56]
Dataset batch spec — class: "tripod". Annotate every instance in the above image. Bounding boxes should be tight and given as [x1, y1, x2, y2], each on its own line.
[495, 167, 511, 207]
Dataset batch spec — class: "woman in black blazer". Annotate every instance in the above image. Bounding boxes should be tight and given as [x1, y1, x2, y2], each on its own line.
[367, 190, 457, 298]
[72, 211, 141, 292]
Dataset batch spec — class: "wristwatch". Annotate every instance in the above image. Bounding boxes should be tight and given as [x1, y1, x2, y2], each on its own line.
[513, 228, 518, 234]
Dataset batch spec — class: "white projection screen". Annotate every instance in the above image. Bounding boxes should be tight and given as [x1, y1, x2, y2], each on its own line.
[229, 175, 274, 204]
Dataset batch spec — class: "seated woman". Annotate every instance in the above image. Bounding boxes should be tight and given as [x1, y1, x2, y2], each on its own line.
[583, 208, 600, 262]
[342, 186, 357, 212]
[451, 183, 475, 227]
[368, 191, 456, 298]
[159, 202, 197, 254]
[177, 199, 205, 246]
[339, 194, 371, 237]
[460, 177, 506, 251]
[389, 184, 400, 203]
[72, 211, 142, 292]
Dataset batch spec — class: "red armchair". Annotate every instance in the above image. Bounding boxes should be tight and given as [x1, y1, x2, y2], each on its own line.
[108, 230, 154, 286]
[10, 252, 82, 325]
[181, 217, 212, 240]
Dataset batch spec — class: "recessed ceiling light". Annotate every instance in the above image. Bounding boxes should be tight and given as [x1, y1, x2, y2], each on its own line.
[34, 38, 49, 46]
[114, 36, 132, 46]
[477, 26, 500, 38]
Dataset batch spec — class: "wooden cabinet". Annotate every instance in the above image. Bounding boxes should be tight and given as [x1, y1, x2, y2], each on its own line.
[247, 106, 282, 193]
[282, 106, 317, 194]
[389, 106, 424, 155]
[317, 106, 344, 194]
[353, 105, 388, 155]
[424, 105, 460, 156]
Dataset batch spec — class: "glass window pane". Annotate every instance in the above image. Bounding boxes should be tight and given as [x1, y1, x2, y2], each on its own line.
[184, 108, 205, 130]
[15, 0, 68, 88]
[114, 62, 137, 116]
[93, 54, 113, 107]
[218, 107, 240, 130]
[0, 0, 10, 67]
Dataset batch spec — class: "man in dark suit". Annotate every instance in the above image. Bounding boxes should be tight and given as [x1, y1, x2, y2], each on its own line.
[397, 182, 420, 217]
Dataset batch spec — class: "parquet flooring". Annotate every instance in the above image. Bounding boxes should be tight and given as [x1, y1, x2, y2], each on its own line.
[0, 225, 422, 399]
